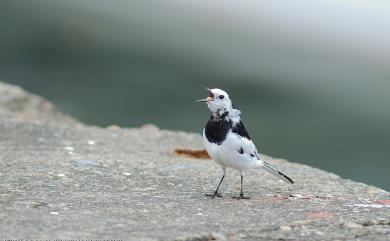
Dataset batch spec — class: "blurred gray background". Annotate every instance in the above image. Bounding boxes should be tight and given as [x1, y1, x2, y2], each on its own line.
[0, 0, 389, 190]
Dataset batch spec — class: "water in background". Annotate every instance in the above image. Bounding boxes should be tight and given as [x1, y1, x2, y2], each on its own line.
[0, 0, 389, 190]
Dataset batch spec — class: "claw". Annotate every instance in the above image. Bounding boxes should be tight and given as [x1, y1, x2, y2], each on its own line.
[205, 191, 222, 198]
[233, 193, 250, 200]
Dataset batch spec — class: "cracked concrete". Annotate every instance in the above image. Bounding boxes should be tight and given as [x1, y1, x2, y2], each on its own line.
[0, 81, 389, 241]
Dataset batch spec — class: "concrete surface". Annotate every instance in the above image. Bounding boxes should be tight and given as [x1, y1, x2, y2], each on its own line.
[0, 81, 75, 124]
[0, 81, 389, 241]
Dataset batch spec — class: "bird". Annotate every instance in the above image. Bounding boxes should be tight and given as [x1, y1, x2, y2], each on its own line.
[196, 88, 294, 199]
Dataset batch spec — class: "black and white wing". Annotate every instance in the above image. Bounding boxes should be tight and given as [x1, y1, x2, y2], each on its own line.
[232, 121, 261, 160]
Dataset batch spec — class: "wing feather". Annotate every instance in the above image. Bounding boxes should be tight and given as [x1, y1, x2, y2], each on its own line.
[231, 121, 260, 160]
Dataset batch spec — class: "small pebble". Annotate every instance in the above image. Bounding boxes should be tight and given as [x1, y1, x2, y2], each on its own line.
[280, 226, 292, 231]
[57, 174, 66, 177]
[87, 140, 95, 145]
[288, 194, 303, 198]
[50, 212, 59, 215]
[370, 204, 384, 208]
[64, 146, 74, 151]
[122, 172, 131, 176]
[343, 222, 363, 229]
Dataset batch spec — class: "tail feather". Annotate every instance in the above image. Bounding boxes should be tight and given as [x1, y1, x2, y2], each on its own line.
[262, 161, 294, 184]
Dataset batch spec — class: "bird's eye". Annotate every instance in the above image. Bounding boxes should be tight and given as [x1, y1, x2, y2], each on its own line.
[219, 95, 224, 99]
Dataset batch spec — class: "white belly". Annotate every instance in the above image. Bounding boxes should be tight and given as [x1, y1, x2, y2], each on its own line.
[203, 129, 259, 170]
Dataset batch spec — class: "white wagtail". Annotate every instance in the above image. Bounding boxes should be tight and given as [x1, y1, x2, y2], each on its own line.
[196, 88, 294, 199]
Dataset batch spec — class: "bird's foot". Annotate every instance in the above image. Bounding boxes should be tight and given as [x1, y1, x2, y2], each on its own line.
[205, 191, 222, 198]
[233, 193, 250, 200]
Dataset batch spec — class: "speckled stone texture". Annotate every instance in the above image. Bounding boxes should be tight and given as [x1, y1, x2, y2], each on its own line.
[0, 81, 389, 241]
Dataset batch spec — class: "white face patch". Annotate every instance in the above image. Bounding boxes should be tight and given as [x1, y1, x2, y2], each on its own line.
[206, 88, 241, 125]
[206, 89, 232, 114]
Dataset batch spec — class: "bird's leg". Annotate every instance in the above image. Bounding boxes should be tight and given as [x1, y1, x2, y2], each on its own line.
[205, 175, 224, 198]
[205, 168, 226, 198]
[234, 172, 250, 199]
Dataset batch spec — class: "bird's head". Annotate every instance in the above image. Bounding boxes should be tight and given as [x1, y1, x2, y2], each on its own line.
[196, 88, 233, 115]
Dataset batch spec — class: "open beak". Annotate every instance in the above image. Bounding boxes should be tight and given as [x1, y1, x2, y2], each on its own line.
[196, 88, 215, 103]
[195, 96, 214, 103]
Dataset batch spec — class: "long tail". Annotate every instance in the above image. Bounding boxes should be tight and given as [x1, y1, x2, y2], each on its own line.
[262, 161, 294, 184]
